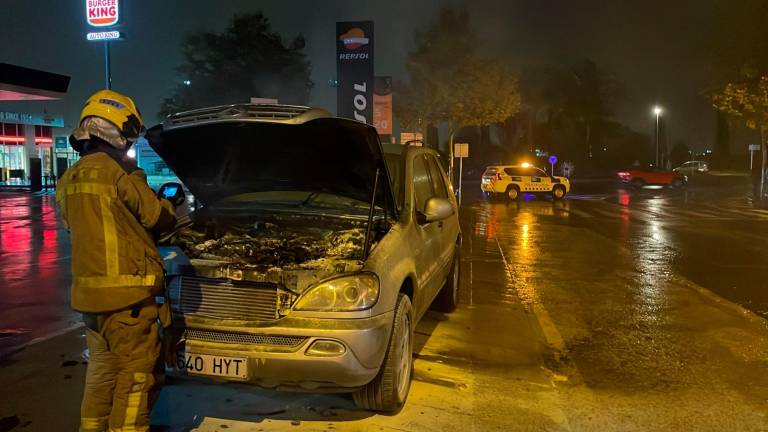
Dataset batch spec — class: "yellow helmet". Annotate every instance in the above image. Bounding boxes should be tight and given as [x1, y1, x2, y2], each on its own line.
[79, 89, 145, 142]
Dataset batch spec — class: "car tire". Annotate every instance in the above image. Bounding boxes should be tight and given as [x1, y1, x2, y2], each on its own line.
[552, 185, 566, 200]
[432, 246, 460, 313]
[631, 178, 645, 189]
[671, 178, 685, 188]
[353, 293, 413, 413]
[506, 185, 520, 201]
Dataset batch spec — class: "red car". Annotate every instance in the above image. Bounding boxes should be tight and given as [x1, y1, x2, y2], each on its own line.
[617, 167, 687, 188]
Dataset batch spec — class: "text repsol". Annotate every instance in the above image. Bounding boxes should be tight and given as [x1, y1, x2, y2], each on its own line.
[339, 53, 370, 60]
[353, 82, 368, 123]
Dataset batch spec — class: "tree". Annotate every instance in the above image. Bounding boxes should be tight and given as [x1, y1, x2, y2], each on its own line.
[670, 140, 691, 169]
[160, 13, 313, 118]
[543, 60, 624, 163]
[713, 0, 768, 80]
[712, 74, 768, 198]
[395, 5, 522, 181]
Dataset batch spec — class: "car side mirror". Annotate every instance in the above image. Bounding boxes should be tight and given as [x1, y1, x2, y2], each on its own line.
[158, 182, 186, 207]
[417, 197, 454, 224]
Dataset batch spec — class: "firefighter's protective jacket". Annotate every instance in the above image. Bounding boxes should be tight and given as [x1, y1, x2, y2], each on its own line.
[57, 145, 176, 313]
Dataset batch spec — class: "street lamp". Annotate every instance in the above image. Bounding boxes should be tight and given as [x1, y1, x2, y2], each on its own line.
[653, 106, 663, 166]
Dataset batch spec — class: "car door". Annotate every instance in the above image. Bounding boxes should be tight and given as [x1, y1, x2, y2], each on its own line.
[425, 154, 458, 292]
[531, 168, 551, 192]
[410, 154, 444, 318]
[505, 167, 529, 192]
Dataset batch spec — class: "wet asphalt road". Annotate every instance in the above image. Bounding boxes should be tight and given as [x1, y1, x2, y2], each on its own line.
[1, 174, 767, 431]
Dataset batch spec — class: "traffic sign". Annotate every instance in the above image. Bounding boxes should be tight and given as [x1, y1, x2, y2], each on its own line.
[749, 144, 761, 151]
[454, 143, 469, 158]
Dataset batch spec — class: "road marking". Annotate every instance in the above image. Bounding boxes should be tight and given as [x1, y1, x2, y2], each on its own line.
[23, 321, 84, 349]
[566, 207, 594, 218]
[495, 236, 567, 354]
[494, 236, 578, 430]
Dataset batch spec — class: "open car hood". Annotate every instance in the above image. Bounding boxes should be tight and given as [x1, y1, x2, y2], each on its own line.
[146, 116, 395, 214]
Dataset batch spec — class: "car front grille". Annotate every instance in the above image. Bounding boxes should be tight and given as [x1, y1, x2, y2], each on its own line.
[176, 275, 279, 321]
[184, 329, 307, 348]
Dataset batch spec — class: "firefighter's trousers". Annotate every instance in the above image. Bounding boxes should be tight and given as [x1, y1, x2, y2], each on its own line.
[79, 300, 167, 432]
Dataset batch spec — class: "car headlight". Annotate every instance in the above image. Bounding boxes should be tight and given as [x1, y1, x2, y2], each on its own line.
[293, 274, 379, 312]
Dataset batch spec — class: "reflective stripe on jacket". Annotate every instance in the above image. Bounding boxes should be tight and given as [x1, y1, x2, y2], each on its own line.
[57, 150, 176, 313]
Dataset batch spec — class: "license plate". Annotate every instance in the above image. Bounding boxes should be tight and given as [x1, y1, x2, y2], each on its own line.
[178, 352, 248, 379]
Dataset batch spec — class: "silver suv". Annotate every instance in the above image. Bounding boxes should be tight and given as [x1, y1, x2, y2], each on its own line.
[673, 160, 709, 174]
[147, 104, 461, 412]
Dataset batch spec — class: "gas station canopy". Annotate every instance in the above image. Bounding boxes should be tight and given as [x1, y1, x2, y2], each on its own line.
[0, 63, 70, 101]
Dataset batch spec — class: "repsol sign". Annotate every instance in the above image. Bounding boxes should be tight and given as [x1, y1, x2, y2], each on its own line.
[336, 21, 374, 124]
[339, 53, 370, 60]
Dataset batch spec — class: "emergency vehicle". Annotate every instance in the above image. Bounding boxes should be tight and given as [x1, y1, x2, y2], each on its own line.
[481, 164, 570, 200]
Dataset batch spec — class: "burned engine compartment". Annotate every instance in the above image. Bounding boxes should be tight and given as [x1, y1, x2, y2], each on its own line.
[164, 209, 387, 293]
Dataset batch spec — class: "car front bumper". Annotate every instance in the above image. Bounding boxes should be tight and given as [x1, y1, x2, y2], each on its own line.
[168, 311, 394, 391]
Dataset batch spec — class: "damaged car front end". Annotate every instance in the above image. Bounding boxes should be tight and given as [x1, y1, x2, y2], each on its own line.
[146, 104, 450, 411]
[160, 213, 393, 390]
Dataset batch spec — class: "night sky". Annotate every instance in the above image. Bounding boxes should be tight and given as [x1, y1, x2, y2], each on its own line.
[0, 0, 725, 150]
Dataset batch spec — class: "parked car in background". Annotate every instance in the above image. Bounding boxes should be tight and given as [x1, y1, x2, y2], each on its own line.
[673, 160, 709, 174]
[481, 164, 570, 200]
[148, 104, 461, 412]
[616, 166, 687, 188]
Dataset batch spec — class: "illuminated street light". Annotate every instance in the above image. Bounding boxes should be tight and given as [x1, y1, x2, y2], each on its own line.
[653, 105, 664, 167]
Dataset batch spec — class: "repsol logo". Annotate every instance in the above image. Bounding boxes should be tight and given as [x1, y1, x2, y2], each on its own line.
[339, 53, 370, 60]
[353, 82, 368, 123]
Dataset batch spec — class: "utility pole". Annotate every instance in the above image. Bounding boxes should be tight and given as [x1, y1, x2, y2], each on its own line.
[104, 41, 112, 89]
[653, 106, 663, 166]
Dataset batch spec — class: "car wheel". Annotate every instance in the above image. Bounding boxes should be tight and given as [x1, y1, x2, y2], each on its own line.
[671, 178, 685, 188]
[353, 293, 413, 412]
[631, 178, 645, 189]
[552, 185, 566, 200]
[432, 246, 460, 313]
[506, 186, 520, 201]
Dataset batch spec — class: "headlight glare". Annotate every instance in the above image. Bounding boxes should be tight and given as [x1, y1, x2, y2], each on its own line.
[294, 274, 379, 311]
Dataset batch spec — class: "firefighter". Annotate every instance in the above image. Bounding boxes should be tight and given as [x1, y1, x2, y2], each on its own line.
[56, 89, 178, 432]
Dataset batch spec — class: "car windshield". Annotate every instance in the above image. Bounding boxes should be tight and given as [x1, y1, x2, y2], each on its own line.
[385, 153, 403, 208]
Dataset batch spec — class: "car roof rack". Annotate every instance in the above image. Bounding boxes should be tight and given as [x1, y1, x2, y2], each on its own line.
[162, 104, 332, 130]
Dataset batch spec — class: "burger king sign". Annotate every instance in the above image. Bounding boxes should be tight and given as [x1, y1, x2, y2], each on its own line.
[86, 0, 119, 27]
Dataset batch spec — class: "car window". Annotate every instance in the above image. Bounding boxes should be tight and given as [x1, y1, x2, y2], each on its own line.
[426, 156, 449, 199]
[504, 167, 547, 177]
[413, 155, 434, 213]
[504, 167, 526, 176]
[483, 167, 498, 176]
